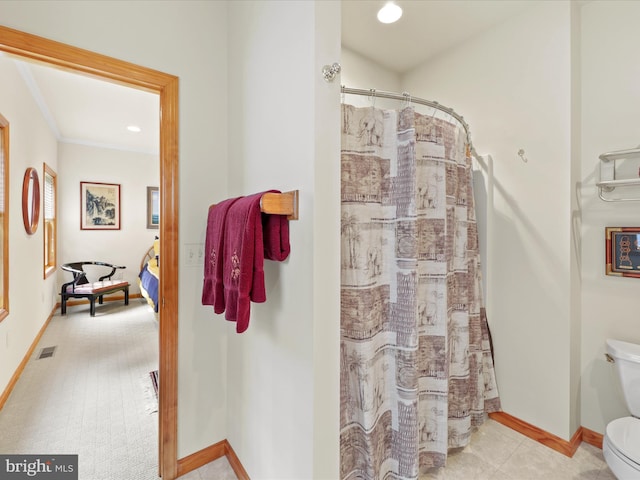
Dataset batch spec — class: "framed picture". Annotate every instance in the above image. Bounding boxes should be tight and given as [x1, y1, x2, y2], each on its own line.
[147, 186, 159, 229]
[606, 227, 640, 278]
[80, 181, 121, 230]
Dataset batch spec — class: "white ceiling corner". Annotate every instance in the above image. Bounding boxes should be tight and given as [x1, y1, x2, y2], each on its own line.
[341, 0, 539, 74]
[11, 56, 160, 156]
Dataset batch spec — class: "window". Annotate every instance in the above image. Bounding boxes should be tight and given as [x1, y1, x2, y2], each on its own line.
[43, 163, 57, 279]
[0, 114, 8, 321]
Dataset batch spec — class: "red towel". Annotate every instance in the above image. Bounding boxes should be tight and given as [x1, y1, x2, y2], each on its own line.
[203, 190, 291, 333]
[263, 212, 290, 261]
[201, 196, 242, 313]
[222, 192, 267, 332]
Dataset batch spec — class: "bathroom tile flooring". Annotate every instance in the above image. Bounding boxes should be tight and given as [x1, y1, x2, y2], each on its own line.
[422, 419, 616, 480]
[180, 418, 616, 479]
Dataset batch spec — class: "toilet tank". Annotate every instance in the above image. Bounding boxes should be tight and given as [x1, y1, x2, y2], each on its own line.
[607, 339, 640, 417]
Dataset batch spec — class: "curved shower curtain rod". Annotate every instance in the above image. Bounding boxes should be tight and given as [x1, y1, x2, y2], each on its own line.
[341, 85, 481, 161]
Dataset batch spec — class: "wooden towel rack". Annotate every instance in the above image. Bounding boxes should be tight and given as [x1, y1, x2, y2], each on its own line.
[210, 190, 299, 220]
[260, 190, 299, 220]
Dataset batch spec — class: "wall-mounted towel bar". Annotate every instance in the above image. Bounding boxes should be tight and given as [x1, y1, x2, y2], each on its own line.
[597, 147, 640, 202]
[210, 190, 299, 220]
[600, 147, 640, 162]
[260, 190, 299, 220]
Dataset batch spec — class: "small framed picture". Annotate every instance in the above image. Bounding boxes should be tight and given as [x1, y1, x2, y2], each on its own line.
[147, 186, 159, 229]
[80, 181, 121, 230]
[605, 227, 640, 278]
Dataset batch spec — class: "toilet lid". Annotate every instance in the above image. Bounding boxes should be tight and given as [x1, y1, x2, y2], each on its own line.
[607, 417, 640, 464]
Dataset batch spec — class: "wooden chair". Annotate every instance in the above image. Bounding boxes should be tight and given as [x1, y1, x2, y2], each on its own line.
[60, 262, 130, 316]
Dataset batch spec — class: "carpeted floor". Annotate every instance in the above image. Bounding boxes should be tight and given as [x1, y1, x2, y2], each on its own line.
[0, 300, 159, 480]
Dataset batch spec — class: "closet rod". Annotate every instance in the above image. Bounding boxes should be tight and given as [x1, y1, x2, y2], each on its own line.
[341, 86, 480, 160]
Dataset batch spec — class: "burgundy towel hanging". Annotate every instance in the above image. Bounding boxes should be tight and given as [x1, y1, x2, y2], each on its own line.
[202, 196, 242, 313]
[202, 190, 290, 333]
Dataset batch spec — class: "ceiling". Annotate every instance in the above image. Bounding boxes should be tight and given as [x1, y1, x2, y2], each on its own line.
[2, 52, 159, 155]
[342, 0, 538, 74]
[3, 1, 537, 154]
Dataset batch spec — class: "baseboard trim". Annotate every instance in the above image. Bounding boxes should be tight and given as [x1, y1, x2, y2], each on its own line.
[176, 440, 226, 477]
[176, 416, 604, 476]
[0, 305, 57, 410]
[225, 440, 250, 480]
[582, 427, 604, 449]
[489, 412, 595, 457]
[177, 439, 250, 479]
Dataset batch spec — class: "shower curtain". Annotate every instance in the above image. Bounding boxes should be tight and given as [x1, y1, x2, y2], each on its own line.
[340, 103, 501, 479]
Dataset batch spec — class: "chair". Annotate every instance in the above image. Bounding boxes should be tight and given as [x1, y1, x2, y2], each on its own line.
[60, 262, 130, 316]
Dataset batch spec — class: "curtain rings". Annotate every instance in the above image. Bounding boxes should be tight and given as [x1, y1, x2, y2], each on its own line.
[402, 91, 412, 108]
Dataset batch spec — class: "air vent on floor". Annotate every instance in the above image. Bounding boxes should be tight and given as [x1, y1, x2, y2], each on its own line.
[38, 346, 56, 359]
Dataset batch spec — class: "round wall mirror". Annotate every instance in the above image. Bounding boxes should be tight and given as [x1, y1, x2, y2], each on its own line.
[22, 167, 40, 235]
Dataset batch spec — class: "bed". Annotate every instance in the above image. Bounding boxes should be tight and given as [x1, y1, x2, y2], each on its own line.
[139, 237, 159, 314]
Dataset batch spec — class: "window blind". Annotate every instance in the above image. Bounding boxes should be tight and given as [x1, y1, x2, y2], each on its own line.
[44, 172, 54, 219]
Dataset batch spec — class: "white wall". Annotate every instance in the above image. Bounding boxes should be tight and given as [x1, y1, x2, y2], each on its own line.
[226, 1, 340, 477]
[340, 47, 403, 112]
[56, 143, 158, 293]
[0, 56, 59, 398]
[312, 3, 341, 477]
[0, 0, 230, 459]
[580, 1, 640, 434]
[569, 0, 583, 437]
[341, 47, 400, 93]
[0, 1, 343, 476]
[401, 1, 576, 440]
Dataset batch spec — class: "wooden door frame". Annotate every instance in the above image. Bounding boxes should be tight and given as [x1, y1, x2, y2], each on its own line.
[0, 26, 179, 479]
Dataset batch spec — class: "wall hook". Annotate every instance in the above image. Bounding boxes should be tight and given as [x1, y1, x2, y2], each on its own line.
[322, 62, 341, 82]
[517, 149, 528, 163]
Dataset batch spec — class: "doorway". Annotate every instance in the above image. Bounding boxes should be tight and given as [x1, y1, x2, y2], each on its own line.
[0, 26, 179, 479]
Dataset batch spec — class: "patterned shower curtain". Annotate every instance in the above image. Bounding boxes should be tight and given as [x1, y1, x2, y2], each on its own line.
[340, 104, 501, 479]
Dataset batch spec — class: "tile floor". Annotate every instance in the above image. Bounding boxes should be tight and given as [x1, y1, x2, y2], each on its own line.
[181, 418, 616, 479]
[421, 419, 615, 480]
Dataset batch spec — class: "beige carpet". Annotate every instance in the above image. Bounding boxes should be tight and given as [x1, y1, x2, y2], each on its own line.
[0, 300, 159, 480]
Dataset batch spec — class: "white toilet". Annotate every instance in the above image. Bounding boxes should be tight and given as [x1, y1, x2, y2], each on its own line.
[603, 339, 640, 479]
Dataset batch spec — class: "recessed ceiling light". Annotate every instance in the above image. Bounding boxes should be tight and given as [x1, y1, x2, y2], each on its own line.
[377, 2, 402, 24]
[127, 125, 141, 133]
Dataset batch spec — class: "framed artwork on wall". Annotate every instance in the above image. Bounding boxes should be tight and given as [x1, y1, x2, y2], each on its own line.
[605, 227, 640, 278]
[80, 181, 121, 230]
[147, 186, 159, 229]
